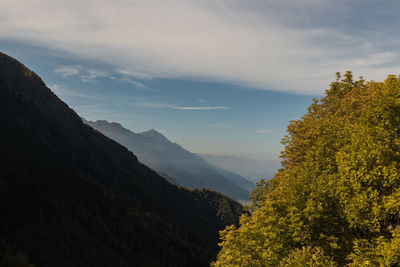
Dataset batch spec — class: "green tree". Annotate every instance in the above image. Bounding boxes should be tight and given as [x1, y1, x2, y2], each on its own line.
[213, 72, 400, 266]
[279, 246, 336, 267]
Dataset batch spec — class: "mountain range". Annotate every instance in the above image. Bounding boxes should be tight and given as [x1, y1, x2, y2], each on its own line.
[0, 52, 245, 266]
[85, 120, 254, 201]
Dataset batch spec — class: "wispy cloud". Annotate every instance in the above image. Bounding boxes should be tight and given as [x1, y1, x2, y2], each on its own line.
[54, 65, 149, 89]
[54, 66, 80, 77]
[54, 66, 108, 82]
[132, 102, 228, 110]
[2, 1, 400, 94]
[119, 76, 149, 90]
[118, 69, 152, 80]
[256, 129, 275, 134]
[80, 70, 109, 82]
[174, 106, 227, 110]
[50, 83, 103, 99]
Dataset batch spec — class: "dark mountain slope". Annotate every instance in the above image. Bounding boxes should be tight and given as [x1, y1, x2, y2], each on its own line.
[86, 120, 251, 201]
[0, 52, 245, 267]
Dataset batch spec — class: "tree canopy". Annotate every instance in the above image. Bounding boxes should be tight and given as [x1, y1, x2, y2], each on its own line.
[213, 72, 400, 266]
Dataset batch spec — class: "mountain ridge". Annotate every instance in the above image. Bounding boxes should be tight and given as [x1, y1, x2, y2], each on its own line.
[0, 51, 245, 266]
[86, 119, 252, 201]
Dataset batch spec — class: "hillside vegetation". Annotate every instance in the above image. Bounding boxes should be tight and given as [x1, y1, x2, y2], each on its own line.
[214, 72, 400, 266]
[0, 51, 245, 267]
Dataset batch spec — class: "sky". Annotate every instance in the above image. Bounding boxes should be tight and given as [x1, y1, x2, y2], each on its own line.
[1, 0, 400, 161]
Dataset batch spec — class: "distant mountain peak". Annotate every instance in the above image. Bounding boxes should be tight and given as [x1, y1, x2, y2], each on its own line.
[94, 119, 122, 128]
[86, 119, 129, 134]
[141, 128, 160, 135]
[140, 129, 169, 142]
[84, 120, 172, 145]
[86, 119, 251, 201]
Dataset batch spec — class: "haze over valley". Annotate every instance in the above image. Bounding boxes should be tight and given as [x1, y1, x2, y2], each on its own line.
[85, 119, 255, 201]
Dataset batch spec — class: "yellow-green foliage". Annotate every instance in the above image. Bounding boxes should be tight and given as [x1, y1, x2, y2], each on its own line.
[279, 246, 336, 267]
[347, 228, 400, 266]
[23, 68, 34, 78]
[213, 72, 400, 266]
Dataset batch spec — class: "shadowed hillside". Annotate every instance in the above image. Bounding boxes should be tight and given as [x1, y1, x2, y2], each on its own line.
[0, 52, 245, 267]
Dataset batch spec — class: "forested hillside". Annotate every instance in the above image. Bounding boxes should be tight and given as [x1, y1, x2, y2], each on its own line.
[214, 72, 400, 266]
[0, 52, 245, 267]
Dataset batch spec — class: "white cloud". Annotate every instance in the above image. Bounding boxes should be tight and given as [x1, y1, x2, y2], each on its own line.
[55, 65, 149, 89]
[50, 83, 103, 99]
[54, 66, 80, 77]
[80, 70, 109, 82]
[174, 106, 227, 110]
[119, 76, 148, 90]
[118, 69, 153, 80]
[256, 129, 275, 134]
[54, 65, 107, 82]
[132, 101, 228, 110]
[1, 1, 399, 94]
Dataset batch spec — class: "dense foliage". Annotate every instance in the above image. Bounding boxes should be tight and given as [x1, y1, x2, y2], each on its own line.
[0, 52, 245, 266]
[214, 72, 400, 266]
